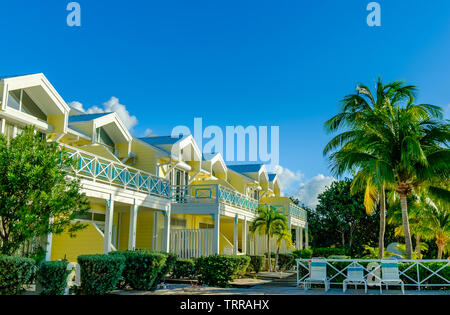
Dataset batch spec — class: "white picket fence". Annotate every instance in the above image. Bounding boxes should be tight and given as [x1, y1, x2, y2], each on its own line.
[248, 233, 291, 256]
[169, 229, 214, 259]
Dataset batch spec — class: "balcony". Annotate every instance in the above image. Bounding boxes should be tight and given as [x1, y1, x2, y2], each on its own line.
[289, 203, 308, 221]
[59, 144, 171, 199]
[171, 184, 258, 213]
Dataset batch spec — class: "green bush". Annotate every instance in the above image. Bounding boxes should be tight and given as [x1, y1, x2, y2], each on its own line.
[249, 255, 265, 273]
[328, 255, 351, 259]
[78, 254, 125, 295]
[277, 253, 295, 271]
[152, 252, 177, 289]
[0, 256, 35, 295]
[264, 258, 276, 271]
[195, 255, 248, 287]
[37, 261, 71, 295]
[312, 247, 345, 258]
[293, 249, 313, 259]
[172, 258, 196, 279]
[232, 255, 251, 278]
[109, 250, 167, 291]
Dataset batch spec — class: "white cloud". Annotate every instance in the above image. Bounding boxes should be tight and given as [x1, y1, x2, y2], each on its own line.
[139, 128, 156, 138]
[293, 174, 336, 209]
[68, 97, 139, 132]
[271, 165, 303, 195]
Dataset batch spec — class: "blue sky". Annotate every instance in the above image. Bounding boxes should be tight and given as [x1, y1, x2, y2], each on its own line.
[1, 1, 449, 207]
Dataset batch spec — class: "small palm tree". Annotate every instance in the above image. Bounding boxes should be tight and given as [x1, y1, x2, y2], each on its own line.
[250, 205, 288, 272]
[420, 200, 450, 259]
[273, 227, 293, 272]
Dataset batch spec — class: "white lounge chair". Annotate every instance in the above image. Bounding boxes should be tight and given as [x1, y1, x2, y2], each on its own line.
[380, 260, 405, 294]
[304, 259, 330, 291]
[343, 262, 367, 293]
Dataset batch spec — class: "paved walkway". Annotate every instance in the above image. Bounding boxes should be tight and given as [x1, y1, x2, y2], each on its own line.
[116, 274, 450, 295]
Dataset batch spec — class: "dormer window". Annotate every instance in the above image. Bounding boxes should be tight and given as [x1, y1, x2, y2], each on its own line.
[7, 89, 47, 122]
[96, 127, 115, 152]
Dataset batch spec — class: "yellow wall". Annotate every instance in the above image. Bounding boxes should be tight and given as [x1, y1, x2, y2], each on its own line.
[135, 212, 154, 250]
[51, 223, 104, 262]
[131, 140, 157, 174]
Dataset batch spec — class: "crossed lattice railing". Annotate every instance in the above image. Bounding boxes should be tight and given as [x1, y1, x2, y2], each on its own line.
[171, 184, 258, 212]
[296, 258, 450, 290]
[59, 144, 171, 198]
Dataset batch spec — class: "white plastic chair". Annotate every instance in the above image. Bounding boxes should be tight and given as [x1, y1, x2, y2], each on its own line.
[380, 260, 405, 294]
[343, 262, 367, 293]
[304, 259, 330, 292]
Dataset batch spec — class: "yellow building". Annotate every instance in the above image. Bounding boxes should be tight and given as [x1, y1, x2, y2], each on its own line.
[0, 73, 308, 262]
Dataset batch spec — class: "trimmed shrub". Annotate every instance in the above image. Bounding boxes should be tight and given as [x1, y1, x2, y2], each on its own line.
[249, 255, 265, 273]
[110, 250, 167, 291]
[232, 255, 251, 278]
[312, 247, 345, 258]
[277, 253, 295, 271]
[172, 258, 196, 279]
[78, 254, 125, 295]
[152, 252, 177, 289]
[0, 256, 35, 295]
[37, 261, 71, 295]
[328, 255, 351, 259]
[264, 258, 276, 271]
[293, 249, 313, 259]
[195, 255, 241, 287]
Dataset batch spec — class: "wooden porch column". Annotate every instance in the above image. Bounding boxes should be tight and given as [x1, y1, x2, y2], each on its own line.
[213, 211, 221, 254]
[128, 203, 139, 250]
[295, 226, 300, 250]
[152, 212, 159, 250]
[305, 223, 309, 249]
[103, 197, 114, 254]
[163, 206, 171, 253]
[241, 216, 247, 255]
[233, 214, 238, 255]
[299, 226, 304, 250]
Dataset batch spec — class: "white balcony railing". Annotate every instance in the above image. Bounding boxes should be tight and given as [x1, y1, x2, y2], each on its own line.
[171, 184, 258, 212]
[59, 144, 171, 199]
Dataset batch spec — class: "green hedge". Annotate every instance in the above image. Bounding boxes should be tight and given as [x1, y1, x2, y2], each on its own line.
[0, 256, 35, 295]
[312, 248, 345, 258]
[232, 255, 251, 278]
[37, 261, 71, 295]
[293, 249, 313, 259]
[195, 255, 250, 287]
[249, 255, 265, 273]
[152, 252, 177, 290]
[78, 254, 125, 295]
[110, 250, 167, 291]
[277, 253, 295, 271]
[172, 258, 196, 279]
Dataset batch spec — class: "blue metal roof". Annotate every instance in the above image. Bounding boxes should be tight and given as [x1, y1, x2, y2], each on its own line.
[68, 113, 113, 123]
[202, 152, 218, 161]
[138, 135, 184, 146]
[227, 164, 263, 174]
[268, 173, 277, 181]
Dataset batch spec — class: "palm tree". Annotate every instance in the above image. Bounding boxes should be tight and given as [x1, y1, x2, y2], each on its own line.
[420, 199, 450, 259]
[388, 193, 431, 258]
[273, 226, 293, 272]
[250, 205, 288, 272]
[324, 78, 449, 259]
[324, 79, 417, 259]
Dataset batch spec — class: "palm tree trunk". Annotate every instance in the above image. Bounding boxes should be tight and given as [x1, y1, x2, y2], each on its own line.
[275, 246, 280, 272]
[378, 188, 386, 259]
[416, 235, 421, 259]
[400, 194, 413, 259]
[267, 235, 271, 272]
[437, 246, 443, 260]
